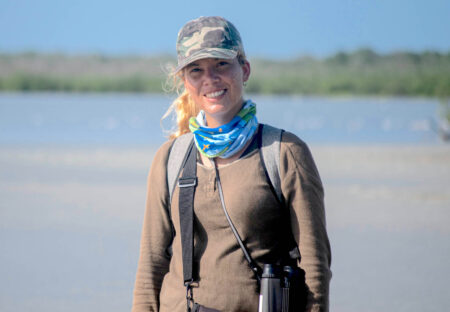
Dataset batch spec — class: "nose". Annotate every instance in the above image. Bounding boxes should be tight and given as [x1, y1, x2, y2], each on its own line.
[204, 66, 220, 84]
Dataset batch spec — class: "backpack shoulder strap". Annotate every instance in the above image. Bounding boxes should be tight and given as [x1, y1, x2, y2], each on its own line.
[167, 133, 194, 203]
[177, 142, 197, 284]
[260, 124, 301, 261]
[259, 123, 284, 204]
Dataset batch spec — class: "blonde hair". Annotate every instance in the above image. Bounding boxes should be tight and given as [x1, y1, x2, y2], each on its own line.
[162, 53, 248, 139]
[161, 68, 198, 139]
[164, 89, 198, 139]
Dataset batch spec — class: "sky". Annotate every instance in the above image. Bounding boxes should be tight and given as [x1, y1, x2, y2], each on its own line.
[0, 0, 449, 58]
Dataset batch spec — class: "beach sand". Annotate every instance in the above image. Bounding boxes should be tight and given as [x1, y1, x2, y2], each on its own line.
[1, 144, 449, 312]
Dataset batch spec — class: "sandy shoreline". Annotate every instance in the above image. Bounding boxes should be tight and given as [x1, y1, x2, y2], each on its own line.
[1, 144, 449, 312]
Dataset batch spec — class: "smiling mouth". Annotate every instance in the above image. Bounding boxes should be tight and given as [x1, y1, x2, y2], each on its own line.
[205, 89, 226, 98]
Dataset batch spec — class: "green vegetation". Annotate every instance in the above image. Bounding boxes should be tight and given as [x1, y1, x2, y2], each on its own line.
[247, 49, 450, 97]
[0, 73, 164, 93]
[0, 49, 449, 96]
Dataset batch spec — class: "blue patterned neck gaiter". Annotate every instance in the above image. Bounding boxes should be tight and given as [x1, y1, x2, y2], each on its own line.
[189, 100, 258, 158]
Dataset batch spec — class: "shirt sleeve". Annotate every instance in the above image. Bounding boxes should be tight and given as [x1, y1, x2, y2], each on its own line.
[279, 131, 332, 312]
[131, 141, 174, 312]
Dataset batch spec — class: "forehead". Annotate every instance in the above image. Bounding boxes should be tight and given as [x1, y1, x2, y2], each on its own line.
[185, 57, 236, 68]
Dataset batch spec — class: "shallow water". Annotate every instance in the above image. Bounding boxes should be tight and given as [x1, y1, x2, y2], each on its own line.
[0, 92, 444, 145]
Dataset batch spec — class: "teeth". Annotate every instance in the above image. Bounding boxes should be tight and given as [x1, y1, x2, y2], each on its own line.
[205, 90, 225, 98]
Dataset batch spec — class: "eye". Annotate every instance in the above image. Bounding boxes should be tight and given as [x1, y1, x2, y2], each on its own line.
[189, 67, 201, 73]
[187, 67, 203, 78]
[217, 60, 229, 67]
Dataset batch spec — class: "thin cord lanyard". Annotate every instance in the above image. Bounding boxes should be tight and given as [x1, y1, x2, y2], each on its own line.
[212, 159, 262, 282]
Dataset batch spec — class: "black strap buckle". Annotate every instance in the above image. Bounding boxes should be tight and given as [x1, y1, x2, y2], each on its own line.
[178, 177, 197, 188]
[185, 281, 195, 312]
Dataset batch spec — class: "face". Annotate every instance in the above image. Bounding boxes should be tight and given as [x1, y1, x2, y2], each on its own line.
[183, 57, 250, 128]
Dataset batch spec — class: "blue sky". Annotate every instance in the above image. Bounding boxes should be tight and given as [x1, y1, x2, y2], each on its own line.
[0, 0, 449, 58]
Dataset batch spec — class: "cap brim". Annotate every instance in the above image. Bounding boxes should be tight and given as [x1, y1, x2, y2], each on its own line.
[175, 48, 238, 73]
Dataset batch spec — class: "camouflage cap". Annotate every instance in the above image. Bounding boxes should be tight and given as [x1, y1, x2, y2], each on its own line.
[175, 16, 244, 73]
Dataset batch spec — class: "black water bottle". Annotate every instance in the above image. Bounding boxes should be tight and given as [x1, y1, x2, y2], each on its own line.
[259, 264, 282, 312]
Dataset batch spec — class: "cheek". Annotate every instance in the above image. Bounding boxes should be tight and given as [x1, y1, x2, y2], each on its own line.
[183, 81, 204, 110]
[230, 67, 242, 81]
[184, 79, 200, 98]
[228, 67, 244, 89]
[229, 73, 243, 94]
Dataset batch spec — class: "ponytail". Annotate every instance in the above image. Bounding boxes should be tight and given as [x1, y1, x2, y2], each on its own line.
[161, 67, 199, 139]
[167, 90, 198, 139]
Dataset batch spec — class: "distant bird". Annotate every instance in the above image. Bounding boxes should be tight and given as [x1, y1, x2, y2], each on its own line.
[430, 116, 450, 141]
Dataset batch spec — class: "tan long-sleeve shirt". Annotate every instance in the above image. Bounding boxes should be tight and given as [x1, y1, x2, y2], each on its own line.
[132, 130, 331, 312]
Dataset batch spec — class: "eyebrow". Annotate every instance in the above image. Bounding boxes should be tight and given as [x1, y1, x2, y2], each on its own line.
[186, 63, 199, 69]
[186, 58, 224, 69]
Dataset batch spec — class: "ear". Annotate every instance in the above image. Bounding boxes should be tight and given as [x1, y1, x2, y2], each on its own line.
[241, 60, 251, 82]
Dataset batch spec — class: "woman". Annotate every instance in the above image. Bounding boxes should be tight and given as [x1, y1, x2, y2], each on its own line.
[132, 16, 331, 312]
